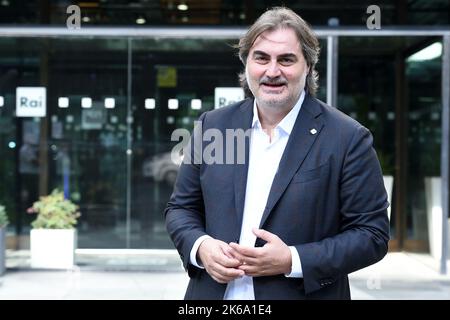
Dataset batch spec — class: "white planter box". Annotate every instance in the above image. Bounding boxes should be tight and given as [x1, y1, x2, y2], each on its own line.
[424, 177, 450, 260]
[30, 229, 77, 269]
[383, 175, 394, 221]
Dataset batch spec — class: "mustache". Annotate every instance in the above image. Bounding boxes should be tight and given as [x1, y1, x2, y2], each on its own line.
[259, 77, 287, 85]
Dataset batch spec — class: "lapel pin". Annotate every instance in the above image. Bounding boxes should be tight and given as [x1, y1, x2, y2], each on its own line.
[310, 128, 317, 135]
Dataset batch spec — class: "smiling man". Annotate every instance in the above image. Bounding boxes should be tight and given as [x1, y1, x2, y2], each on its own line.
[244, 26, 309, 141]
[165, 7, 390, 300]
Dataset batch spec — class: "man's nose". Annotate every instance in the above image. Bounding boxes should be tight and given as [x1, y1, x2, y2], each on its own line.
[265, 60, 281, 78]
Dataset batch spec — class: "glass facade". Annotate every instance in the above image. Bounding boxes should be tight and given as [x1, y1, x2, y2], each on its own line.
[0, 1, 449, 256]
[0, 33, 328, 249]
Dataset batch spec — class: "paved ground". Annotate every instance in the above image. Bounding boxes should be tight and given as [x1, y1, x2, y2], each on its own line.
[1, 251, 449, 300]
[349, 252, 450, 299]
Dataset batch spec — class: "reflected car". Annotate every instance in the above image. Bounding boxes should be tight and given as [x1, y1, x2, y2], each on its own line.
[142, 151, 183, 185]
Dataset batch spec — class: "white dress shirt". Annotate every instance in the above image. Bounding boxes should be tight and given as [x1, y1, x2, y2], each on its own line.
[190, 90, 306, 300]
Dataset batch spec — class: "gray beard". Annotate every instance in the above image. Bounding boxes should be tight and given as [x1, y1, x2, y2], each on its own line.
[256, 95, 297, 112]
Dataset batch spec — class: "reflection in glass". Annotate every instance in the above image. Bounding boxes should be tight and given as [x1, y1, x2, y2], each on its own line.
[338, 37, 397, 239]
[406, 40, 442, 252]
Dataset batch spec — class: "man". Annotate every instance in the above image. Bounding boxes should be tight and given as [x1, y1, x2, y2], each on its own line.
[165, 7, 389, 300]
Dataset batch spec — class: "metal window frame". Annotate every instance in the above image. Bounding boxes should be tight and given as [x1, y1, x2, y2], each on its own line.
[326, 36, 338, 107]
[441, 35, 450, 275]
[0, 26, 449, 38]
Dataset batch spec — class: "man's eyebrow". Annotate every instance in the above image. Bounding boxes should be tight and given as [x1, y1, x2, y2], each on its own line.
[252, 51, 298, 59]
[252, 50, 270, 56]
[278, 53, 298, 59]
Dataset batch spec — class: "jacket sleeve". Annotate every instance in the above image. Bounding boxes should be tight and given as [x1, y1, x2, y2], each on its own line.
[296, 125, 390, 295]
[164, 112, 208, 275]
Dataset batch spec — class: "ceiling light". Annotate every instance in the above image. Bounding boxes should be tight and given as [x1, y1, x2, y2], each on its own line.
[58, 97, 69, 108]
[81, 97, 92, 108]
[191, 99, 201, 110]
[145, 98, 155, 109]
[407, 42, 442, 62]
[177, 3, 188, 11]
[104, 98, 115, 109]
[136, 17, 146, 24]
[168, 99, 179, 110]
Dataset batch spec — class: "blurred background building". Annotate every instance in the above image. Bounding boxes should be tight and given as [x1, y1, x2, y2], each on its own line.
[0, 1, 449, 266]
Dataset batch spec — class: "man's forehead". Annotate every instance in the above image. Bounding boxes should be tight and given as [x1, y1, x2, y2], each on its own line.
[250, 28, 301, 51]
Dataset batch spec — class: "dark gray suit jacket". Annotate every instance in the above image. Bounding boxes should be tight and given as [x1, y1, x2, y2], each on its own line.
[165, 93, 390, 300]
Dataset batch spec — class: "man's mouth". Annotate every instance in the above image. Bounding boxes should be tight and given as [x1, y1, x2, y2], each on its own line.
[262, 83, 284, 87]
[261, 82, 286, 90]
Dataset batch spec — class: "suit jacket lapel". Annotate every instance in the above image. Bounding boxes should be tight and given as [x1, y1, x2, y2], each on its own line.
[259, 94, 324, 228]
[233, 99, 253, 229]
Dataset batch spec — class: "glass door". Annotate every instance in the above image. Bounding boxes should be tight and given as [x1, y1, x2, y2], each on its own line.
[47, 38, 129, 248]
[337, 36, 443, 253]
[129, 38, 244, 248]
[404, 39, 443, 252]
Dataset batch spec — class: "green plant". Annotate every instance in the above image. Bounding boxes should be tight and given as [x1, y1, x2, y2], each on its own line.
[0, 205, 8, 227]
[27, 189, 80, 229]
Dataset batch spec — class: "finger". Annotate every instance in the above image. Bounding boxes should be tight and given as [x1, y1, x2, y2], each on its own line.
[238, 264, 264, 277]
[229, 242, 260, 258]
[216, 251, 241, 268]
[221, 245, 240, 261]
[211, 272, 237, 284]
[235, 255, 259, 266]
[212, 261, 245, 278]
[210, 265, 244, 282]
[252, 228, 277, 242]
[213, 243, 241, 266]
[226, 247, 246, 263]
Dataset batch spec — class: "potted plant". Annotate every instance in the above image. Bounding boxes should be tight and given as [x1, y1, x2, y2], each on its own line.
[0, 204, 9, 275]
[27, 189, 80, 269]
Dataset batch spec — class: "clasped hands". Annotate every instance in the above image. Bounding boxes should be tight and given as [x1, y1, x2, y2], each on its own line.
[197, 228, 292, 284]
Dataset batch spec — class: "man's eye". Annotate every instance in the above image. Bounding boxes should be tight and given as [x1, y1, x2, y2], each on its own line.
[255, 56, 269, 63]
[279, 58, 294, 65]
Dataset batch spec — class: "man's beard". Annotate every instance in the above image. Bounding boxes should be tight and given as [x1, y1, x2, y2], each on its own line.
[259, 94, 291, 109]
[246, 68, 293, 110]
